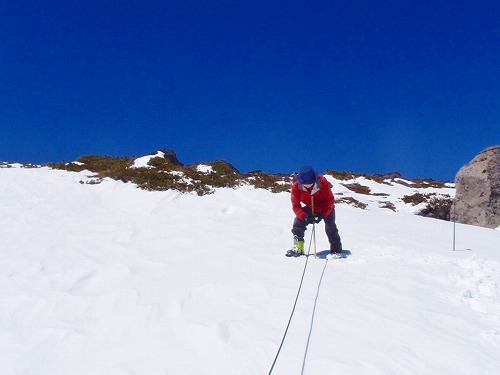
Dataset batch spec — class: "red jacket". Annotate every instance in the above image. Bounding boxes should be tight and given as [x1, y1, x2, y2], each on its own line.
[291, 175, 335, 220]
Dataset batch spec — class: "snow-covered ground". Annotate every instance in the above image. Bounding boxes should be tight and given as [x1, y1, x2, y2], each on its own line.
[132, 150, 166, 168]
[0, 165, 499, 374]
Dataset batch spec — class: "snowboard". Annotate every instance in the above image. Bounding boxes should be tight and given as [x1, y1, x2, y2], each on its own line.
[285, 249, 351, 259]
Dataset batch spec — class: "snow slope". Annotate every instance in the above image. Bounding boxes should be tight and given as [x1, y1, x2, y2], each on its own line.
[0, 165, 499, 374]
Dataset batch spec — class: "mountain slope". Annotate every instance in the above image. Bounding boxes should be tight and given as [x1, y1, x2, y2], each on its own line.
[0, 165, 499, 374]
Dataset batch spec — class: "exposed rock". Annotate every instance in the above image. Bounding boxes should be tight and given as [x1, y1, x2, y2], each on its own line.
[453, 146, 500, 229]
[158, 149, 183, 166]
[381, 171, 402, 179]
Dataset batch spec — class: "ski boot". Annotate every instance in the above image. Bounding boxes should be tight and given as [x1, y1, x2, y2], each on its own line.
[295, 236, 304, 255]
[286, 236, 304, 257]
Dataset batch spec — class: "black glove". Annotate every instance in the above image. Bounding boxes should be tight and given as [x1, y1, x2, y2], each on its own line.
[314, 213, 323, 223]
[303, 215, 315, 224]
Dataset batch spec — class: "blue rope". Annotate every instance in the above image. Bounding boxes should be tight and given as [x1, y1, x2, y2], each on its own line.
[268, 231, 314, 374]
[301, 257, 328, 374]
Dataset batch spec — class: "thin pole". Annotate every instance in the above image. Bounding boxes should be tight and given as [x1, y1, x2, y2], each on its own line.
[311, 195, 317, 258]
[453, 198, 456, 251]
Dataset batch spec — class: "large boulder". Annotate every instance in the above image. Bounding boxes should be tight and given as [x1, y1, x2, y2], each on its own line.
[453, 146, 500, 229]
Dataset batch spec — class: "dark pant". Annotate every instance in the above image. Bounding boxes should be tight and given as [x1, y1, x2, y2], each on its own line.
[292, 208, 342, 252]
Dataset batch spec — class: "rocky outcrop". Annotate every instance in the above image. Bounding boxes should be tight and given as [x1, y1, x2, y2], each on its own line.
[453, 146, 500, 229]
[158, 149, 183, 166]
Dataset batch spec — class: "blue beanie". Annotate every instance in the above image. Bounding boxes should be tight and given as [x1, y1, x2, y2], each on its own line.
[297, 166, 317, 184]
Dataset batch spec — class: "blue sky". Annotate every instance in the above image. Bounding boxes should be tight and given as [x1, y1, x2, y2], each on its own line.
[1, 1, 498, 181]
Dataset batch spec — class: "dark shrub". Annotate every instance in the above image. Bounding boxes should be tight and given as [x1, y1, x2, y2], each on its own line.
[342, 183, 371, 195]
[418, 196, 453, 221]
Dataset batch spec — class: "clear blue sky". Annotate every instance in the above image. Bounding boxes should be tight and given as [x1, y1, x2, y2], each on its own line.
[1, 1, 498, 181]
